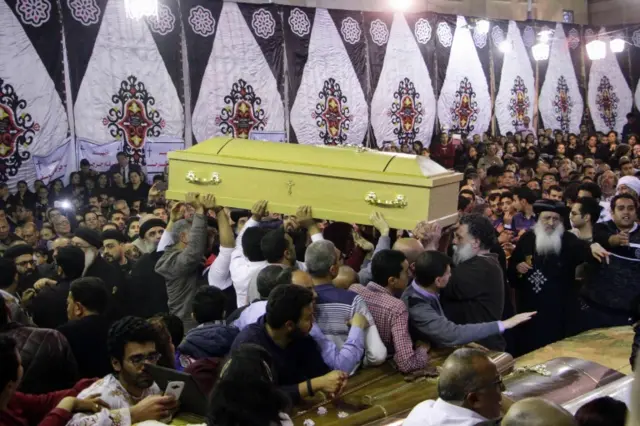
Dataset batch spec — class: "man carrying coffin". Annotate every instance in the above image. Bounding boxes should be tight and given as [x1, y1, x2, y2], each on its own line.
[508, 200, 609, 355]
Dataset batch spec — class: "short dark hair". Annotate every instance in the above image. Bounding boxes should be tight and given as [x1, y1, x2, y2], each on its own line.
[542, 172, 557, 181]
[242, 227, 268, 262]
[578, 182, 602, 199]
[575, 396, 627, 426]
[500, 191, 514, 201]
[257, 265, 291, 299]
[107, 316, 159, 362]
[116, 152, 126, 158]
[415, 251, 453, 287]
[266, 284, 314, 329]
[192, 287, 226, 324]
[513, 187, 537, 205]
[0, 336, 19, 391]
[371, 250, 406, 288]
[108, 210, 125, 220]
[548, 184, 563, 194]
[80, 159, 90, 167]
[611, 193, 638, 212]
[0, 258, 17, 290]
[69, 277, 110, 315]
[459, 213, 497, 250]
[152, 313, 184, 347]
[260, 229, 288, 263]
[574, 197, 602, 226]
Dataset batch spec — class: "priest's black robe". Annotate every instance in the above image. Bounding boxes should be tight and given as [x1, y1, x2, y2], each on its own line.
[508, 231, 592, 355]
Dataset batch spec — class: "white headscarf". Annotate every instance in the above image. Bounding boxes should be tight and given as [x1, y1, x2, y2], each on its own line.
[617, 176, 640, 196]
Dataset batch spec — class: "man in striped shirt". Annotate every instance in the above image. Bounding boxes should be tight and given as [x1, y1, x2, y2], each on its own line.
[305, 240, 387, 367]
[350, 250, 431, 373]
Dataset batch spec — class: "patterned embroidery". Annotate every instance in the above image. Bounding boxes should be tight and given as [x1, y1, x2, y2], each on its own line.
[491, 26, 505, 47]
[340, 16, 361, 45]
[528, 270, 547, 294]
[473, 27, 487, 49]
[312, 78, 352, 145]
[369, 19, 389, 46]
[389, 78, 424, 146]
[596, 76, 619, 130]
[16, 0, 51, 27]
[215, 79, 267, 139]
[251, 8, 276, 39]
[553, 76, 574, 132]
[509, 76, 530, 128]
[67, 0, 100, 26]
[437, 22, 453, 47]
[523, 26, 535, 48]
[449, 77, 478, 135]
[0, 78, 37, 183]
[102, 76, 165, 166]
[414, 18, 431, 44]
[568, 28, 580, 50]
[146, 4, 175, 35]
[188, 5, 215, 37]
[633, 30, 640, 47]
[288, 8, 311, 37]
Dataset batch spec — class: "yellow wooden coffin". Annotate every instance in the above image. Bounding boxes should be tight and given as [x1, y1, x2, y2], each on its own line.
[166, 137, 462, 229]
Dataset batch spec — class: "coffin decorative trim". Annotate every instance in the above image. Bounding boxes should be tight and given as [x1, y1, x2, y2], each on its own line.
[365, 192, 408, 208]
[185, 171, 221, 185]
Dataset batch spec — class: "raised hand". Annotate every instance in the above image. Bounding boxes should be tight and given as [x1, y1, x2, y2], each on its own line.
[251, 200, 269, 221]
[370, 212, 390, 237]
[503, 312, 536, 329]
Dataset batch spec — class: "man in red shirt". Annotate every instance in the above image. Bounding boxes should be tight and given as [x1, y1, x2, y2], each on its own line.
[350, 250, 434, 374]
[431, 133, 457, 169]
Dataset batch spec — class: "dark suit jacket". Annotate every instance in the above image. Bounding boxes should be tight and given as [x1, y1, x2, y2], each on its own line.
[58, 315, 112, 379]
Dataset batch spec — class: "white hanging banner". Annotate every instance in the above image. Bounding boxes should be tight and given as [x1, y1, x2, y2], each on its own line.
[78, 139, 121, 172]
[32, 138, 74, 186]
[144, 140, 185, 175]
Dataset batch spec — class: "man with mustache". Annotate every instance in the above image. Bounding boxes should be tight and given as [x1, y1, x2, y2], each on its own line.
[508, 200, 609, 355]
[102, 230, 132, 274]
[72, 228, 123, 294]
[3, 244, 41, 294]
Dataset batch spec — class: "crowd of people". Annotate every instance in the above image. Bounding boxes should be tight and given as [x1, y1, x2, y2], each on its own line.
[0, 112, 639, 426]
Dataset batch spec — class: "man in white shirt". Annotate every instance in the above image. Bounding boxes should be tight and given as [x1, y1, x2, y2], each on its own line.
[404, 348, 504, 426]
[245, 205, 323, 303]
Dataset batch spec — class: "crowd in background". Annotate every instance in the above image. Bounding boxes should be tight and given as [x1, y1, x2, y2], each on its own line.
[0, 113, 639, 425]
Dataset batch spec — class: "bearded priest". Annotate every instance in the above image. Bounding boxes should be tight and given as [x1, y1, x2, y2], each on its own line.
[508, 200, 609, 355]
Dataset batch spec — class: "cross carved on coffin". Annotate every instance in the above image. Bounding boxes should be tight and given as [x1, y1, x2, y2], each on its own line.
[286, 180, 295, 196]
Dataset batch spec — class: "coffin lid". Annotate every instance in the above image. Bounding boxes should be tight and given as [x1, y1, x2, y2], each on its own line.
[170, 138, 460, 187]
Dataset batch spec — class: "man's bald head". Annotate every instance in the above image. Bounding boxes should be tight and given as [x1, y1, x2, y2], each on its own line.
[333, 265, 357, 289]
[502, 398, 576, 426]
[392, 238, 425, 264]
[291, 269, 314, 290]
[51, 237, 70, 257]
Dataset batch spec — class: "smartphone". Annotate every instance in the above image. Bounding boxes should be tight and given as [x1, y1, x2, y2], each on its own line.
[164, 381, 185, 400]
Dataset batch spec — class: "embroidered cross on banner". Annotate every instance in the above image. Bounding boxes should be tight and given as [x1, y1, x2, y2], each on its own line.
[286, 180, 295, 196]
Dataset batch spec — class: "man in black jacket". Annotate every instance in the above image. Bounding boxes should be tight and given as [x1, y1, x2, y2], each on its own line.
[58, 277, 112, 379]
[71, 228, 122, 291]
[441, 214, 506, 351]
[28, 246, 85, 329]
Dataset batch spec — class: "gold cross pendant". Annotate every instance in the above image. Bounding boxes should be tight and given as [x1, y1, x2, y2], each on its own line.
[286, 180, 295, 196]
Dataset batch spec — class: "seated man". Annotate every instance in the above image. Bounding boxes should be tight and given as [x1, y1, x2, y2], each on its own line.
[404, 348, 504, 425]
[503, 397, 577, 426]
[351, 250, 430, 373]
[231, 284, 350, 403]
[178, 287, 239, 362]
[402, 251, 534, 348]
[68, 316, 178, 426]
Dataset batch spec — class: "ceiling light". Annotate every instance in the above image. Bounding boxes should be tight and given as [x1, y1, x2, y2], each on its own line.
[391, 0, 412, 11]
[499, 40, 512, 53]
[586, 40, 606, 60]
[532, 43, 550, 61]
[476, 20, 490, 35]
[610, 38, 625, 53]
[125, 0, 158, 19]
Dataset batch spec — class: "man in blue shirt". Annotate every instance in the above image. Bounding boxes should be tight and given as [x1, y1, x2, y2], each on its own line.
[232, 284, 351, 402]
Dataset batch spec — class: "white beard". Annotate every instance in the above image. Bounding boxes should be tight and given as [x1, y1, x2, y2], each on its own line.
[534, 221, 564, 256]
[82, 249, 97, 276]
[453, 243, 476, 265]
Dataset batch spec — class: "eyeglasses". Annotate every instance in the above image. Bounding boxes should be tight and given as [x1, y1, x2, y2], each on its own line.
[16, 259, 35, 267]
[128, 351, 161, 367]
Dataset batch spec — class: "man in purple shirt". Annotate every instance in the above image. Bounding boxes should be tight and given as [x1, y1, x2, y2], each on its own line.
[512, 187, 538, 235]
[231, 284, 358, 402]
